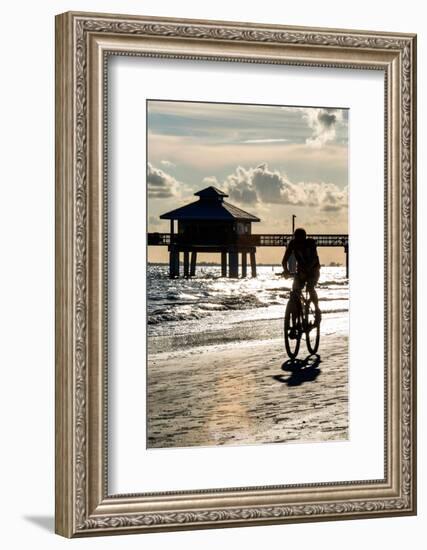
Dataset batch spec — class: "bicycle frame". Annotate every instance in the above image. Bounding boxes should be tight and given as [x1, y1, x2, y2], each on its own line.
[284, 283, 320, 359]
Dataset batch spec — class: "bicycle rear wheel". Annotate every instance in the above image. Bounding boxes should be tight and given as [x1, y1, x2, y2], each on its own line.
[284, 296, 302, 359]
[305, 299, 320, 354]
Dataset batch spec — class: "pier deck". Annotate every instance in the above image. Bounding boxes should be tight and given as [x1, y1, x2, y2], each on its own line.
[148, 233, 349, 278]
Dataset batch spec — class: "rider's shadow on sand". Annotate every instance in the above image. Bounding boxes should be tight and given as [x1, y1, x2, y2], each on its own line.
[272, 354, 321, 387]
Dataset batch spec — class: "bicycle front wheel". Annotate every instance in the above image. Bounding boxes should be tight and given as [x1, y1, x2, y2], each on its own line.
[284, 297, 302, 359]
[305, 299, 320, 354]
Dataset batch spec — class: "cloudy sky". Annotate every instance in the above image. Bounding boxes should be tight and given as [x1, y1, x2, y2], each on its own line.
[147, 100, 348, 264]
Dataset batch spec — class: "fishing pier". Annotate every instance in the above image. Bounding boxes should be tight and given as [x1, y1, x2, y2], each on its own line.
[148, 186, 349, 278]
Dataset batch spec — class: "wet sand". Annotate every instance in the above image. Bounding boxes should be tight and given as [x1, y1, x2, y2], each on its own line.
[147, 314, 348, 449]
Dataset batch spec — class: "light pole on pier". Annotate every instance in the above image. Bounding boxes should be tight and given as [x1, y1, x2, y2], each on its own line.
[292, 215, 296, 234]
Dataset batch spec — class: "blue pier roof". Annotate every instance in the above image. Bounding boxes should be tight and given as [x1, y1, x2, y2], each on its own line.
[159, 186, 260, 222]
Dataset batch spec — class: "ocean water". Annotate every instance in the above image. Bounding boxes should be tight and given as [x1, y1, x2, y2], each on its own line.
[147, 265, 348, 352]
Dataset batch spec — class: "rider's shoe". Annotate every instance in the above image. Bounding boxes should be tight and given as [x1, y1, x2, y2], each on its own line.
[289, 328, 297, 339]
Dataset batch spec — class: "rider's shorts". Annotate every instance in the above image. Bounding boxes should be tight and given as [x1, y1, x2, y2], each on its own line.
[292, 269, 320, 292]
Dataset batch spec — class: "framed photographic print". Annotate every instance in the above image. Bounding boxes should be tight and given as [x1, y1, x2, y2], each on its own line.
[55, 11, 417, 537]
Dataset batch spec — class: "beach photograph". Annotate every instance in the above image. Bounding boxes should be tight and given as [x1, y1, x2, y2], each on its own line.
[146, 100, 349, 449]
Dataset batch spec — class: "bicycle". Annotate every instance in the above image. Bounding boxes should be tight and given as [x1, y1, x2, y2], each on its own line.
[283, 276, 321, 359]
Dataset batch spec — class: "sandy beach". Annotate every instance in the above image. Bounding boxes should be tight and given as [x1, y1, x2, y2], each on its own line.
[147, 312, 348, 449]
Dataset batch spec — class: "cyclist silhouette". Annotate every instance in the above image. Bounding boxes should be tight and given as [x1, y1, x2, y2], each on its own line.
[282, 228, 321, 318]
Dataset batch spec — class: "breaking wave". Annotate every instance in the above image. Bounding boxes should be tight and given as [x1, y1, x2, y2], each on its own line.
[147, 265, 348, 333]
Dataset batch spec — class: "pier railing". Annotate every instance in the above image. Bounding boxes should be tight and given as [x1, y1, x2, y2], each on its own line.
[147, 233, 348, 247]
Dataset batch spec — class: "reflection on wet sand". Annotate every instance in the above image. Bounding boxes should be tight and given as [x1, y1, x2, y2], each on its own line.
[147, 330, 348, 449]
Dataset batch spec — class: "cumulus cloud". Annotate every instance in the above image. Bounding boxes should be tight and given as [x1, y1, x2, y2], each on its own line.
[202, 176, 220, 187]
[321, 184, 348, 211]
[222, 167, 259, 204]
[220, 163, 347, 211]
[147, 163, 179, 198]
[160, 159, 176, 168]
[302, 108, 345, 148]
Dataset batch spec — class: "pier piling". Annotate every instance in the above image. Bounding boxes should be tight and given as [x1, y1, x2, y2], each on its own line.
[344, 244, 349, 278]
[183, 251, 190, 278]
[229, 250, 239, 278]
[221, 251, 227, 277]
[190, 251, 197, 276]
[241, 251, 247, 278]
[250, 250, 257, 277]
[169, 248, 180, 278]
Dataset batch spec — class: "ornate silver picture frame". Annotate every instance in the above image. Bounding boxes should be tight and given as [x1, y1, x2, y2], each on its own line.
[55, 11, 416, 537]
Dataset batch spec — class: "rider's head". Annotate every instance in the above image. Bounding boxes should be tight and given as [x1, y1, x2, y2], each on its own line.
[294, 227, 307, 244]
